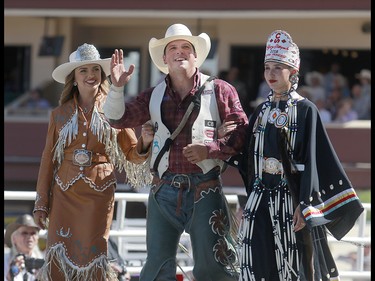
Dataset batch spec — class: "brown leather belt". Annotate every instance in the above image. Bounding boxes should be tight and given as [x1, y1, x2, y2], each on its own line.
[153, 175, 191, 190]
[64, 149, 108, 166]
[152, 175, 221, 215]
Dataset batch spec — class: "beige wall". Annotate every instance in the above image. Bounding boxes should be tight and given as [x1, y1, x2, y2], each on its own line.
[5, 15, 371, 91]
[5, 17, 55, 89]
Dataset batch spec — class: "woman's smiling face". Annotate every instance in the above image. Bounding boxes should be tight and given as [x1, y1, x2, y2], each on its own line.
[74, 63, 102, 91]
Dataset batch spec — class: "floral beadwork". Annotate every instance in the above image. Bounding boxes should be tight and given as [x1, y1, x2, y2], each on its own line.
[57, 227, 73, 238]
[209, 209, 229, 236]
[213, 238, 237, 266]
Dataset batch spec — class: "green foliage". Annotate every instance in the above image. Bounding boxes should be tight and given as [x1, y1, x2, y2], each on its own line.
[357, 190, 371, 221]
[357, 190, 371, 203]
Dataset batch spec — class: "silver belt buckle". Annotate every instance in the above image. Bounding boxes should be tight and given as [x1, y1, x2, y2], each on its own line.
[263, 157, 283, 174]
[173, 181, 181, 188]
[171, 174, 190, 189]
[73, 149, 92, 166]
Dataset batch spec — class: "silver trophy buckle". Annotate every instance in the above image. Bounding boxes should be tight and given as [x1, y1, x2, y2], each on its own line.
[263, 157, 283, 174]
[72, 149, 92, 166]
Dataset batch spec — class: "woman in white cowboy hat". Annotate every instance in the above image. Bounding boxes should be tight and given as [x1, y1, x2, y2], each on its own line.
[228, 30, 364, 281]
[103, 23, 249, 280]
[32, 43, 154, 281]
[4, 214, 44, 281]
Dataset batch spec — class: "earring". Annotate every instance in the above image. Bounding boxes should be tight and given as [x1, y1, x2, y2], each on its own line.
[73, 81, 77, 86]
[289, 74, 299, 85]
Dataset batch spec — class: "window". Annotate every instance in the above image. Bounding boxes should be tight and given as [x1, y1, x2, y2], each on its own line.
[4, 46, 31, 106]
[98, 48, 141, 98]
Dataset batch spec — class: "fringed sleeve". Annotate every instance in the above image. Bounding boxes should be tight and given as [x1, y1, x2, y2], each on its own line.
[34, 112, 58, 215]
[116, 127, 153, 189]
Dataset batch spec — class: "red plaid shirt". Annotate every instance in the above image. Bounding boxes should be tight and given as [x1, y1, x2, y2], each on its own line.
[109, 70, 249, 174]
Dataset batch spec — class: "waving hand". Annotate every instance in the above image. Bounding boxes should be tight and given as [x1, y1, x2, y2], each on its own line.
[110, 49, 135, 87]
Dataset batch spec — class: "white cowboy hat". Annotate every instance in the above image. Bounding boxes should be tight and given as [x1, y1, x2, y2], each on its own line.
[52, 43, 111, 84]
[355, 69, 371, 80]
[4, 214, 40, 248]
[305, 71, 324, 86]
[148, 23, 211, 74]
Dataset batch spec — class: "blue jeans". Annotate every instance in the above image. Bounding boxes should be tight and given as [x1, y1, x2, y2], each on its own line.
[139, 168, 239, 281]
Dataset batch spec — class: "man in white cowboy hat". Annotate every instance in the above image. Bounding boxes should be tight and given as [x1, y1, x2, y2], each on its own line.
[104, 23, 248, 280]
[4, 214, 44, 281]
[355, 69, 371, 97]
[353, 69, 371, 119]
[355, 69, 371, 81]
[304, 71, 326, 103]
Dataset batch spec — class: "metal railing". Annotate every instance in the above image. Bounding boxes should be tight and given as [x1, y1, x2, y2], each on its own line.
[4, 190, 371, 279]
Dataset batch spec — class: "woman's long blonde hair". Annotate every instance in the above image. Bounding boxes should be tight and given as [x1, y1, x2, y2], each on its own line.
[58, 67, 110, 105]
[10, 229, 44, 259]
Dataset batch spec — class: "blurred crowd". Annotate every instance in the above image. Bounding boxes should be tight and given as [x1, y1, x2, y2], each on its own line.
[298, 66, 371, 124]
[221, 63, 371, 123]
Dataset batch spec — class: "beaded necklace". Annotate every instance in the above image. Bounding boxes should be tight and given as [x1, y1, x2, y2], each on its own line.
[82, 106, 94, 115]
[253, 88, 300, 185]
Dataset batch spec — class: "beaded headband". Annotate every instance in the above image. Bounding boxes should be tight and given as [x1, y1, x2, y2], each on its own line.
[264, 30, 300, 71]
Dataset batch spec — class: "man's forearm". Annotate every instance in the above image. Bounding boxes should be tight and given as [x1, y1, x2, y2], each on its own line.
[103, 85, 125, 120]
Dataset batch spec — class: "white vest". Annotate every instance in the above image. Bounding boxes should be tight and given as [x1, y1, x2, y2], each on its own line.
[149, 74, 225, 177]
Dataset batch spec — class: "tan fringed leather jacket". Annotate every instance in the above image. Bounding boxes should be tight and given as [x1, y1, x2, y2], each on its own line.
[34, 92, 150, 215]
